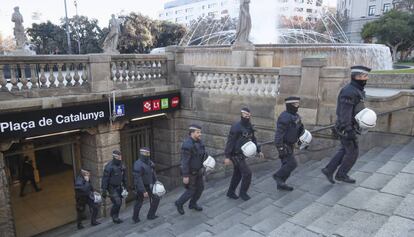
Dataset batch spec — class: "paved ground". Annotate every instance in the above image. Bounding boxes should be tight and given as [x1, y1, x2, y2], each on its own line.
[41, 139, 414, 237]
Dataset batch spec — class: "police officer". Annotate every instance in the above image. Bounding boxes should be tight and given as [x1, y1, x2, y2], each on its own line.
[75, 168, 100, 229]
[224, 108, 263, 201]
[19, 156, 41, 197]
[175, 124, 207, 215]
[273, 97, 304, 191]
[101, 150, 127, 224]
[132, 147, 160, 223]
[322, 65, 371, 184]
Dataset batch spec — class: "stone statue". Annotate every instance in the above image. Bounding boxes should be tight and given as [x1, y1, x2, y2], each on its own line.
[11, 6, 27, 49]
[103, 14, 120, 54]
[234, 0, 252, 45]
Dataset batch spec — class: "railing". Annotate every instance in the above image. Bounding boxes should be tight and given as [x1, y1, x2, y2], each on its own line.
[156, 105, 414, 173]
[192, 66, 280, 97]
[110, 55, 167, 84]
[0, 56, 89, 92]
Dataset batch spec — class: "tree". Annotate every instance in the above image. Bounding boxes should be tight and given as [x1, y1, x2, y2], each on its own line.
[67, 16, 104, 54]
[153, 21, 186, 48]
[361, 10, 414, 62]
[118, 13, 155, 53]
[27, 21, 67, 54]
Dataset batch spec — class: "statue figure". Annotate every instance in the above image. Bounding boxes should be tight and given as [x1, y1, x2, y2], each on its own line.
[103, 14, 120, 54]
[11, 6, 27, 49]
[234, 0, 252, 45]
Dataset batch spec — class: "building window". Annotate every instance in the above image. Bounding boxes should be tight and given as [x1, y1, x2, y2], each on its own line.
[175, 10, 183, 15]
[383, 3, 391, 12]
[159, 13, 163, 18]
[295, 8, 304, 12]
[316, 0, 322, 6]
[295, 0, 304, 3]
[307, 0, 314, 4]
[208, 3, 217, 8]
[368, 5, 375, 16]
[186, 8, 193, 13]
[221, 9, 228, 14]
[306, 8, 313, 13]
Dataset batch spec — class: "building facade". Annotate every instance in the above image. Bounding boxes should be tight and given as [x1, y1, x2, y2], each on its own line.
[337, 0, 395, 42]
[158, 0, 331, 27]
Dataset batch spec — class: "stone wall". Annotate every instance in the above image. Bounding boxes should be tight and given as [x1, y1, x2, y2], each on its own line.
[368, 73, 414, 89]
[0, 150, 16, 237]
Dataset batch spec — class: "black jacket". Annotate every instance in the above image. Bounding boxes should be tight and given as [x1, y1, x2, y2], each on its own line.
[133, 156, 157, 193]
[74, 175, 94, 200]
[274, 111, 304, 148]
[225, 120, 260, 158]
[180, 137, 207, 177]
[101, 160, 127, 192]
[335, 80, 366, 133]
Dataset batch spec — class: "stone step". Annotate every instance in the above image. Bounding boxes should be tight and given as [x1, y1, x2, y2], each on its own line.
[307, 204, 358, 236]
[361, 192, 403, 216]
[268, 222, 322, 237]
[288, 202, 331, 227]
[213, 223, 250, 237]
[337, 187, 378, 210]
[250, 211, 290, 236]
[390, 139, 414, 164]
[393, 193, 414, 220]
[333, 210, 389, 237]
[280, 193, 319, 216]
[374, 215, 414, 237]
[381, 172, 414, 197]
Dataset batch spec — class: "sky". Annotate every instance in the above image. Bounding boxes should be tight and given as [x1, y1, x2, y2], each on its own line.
[0, 0, 337, 38]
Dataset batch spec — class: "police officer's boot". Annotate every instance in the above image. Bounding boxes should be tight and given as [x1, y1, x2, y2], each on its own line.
[189, 203, 203, 211]
[321, 168, 335, 184]
[335, 174, 356, 184]
[226, 191, 239, 199]
[77, 223, 84, 230]
[273, 175, 294, 191]
[175, 201, 185, 215]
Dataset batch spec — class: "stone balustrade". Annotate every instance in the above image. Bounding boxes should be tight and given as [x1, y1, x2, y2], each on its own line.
[192, 66, 280, 97]
[0, 56, 89, 92]
[110, 55, 167, 83]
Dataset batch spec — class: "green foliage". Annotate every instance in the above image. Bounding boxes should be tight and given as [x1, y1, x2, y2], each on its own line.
[361, 10, 414, 62]
[26, 13, 186, 54]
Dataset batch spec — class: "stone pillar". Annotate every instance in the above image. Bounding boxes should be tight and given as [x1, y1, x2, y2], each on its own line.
[0, 143, 16, 237]
[80, 122, 124, 217]
[298, 57, 327, 125]
[165, 46, 184, 86]
[88, 54, 114, 93]
[231, 44, 256, 67]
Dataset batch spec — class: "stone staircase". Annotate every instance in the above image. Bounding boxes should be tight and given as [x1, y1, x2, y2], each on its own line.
[41, 139, 414, 237]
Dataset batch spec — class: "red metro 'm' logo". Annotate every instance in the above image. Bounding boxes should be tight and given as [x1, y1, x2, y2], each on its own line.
[143, 100, 152, 112]
[171, 97, 179, 108]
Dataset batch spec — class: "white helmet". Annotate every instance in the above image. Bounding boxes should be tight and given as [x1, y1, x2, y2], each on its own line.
[241, 141, 257, 158]
[93, 192, 102, 204]
[152, 181, 166, 197]
[355, 108, 377, 129]
[203, 156, 216, 172]
[121, 188, 129, 198]
[299, 129, 312, 150]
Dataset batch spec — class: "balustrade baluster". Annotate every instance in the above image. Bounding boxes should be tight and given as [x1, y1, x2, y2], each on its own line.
[57, 63, 65, 87]
[0, 65, 8, 91]
[81, 62, 88, 85]
[65, 63, 73, 86]
[10, 64, 19, 91]
[39, 64, 47, 87]
[73, 63, 80, 86]
[20, 64, 29, 90]
[30, 64, 38, 89]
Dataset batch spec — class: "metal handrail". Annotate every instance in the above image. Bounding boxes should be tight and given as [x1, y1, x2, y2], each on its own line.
[156, 104, 414, 173]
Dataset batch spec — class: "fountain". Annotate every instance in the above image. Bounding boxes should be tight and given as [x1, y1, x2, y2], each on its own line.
[179, 0, 393, 70]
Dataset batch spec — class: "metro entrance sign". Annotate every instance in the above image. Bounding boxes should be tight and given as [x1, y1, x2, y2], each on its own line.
[0, 92, 180, 140]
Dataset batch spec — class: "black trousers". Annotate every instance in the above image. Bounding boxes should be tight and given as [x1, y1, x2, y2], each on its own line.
[76, 197, 99, 225]
[325, 137, 359, 177]
[274, 145, 297, 182]
[20, 177, 40, 195]
[228, 157, 252, 195]
[109, 186, 123, 220]
[133, 185, 160, 222]
[176, 172, 204, 206]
